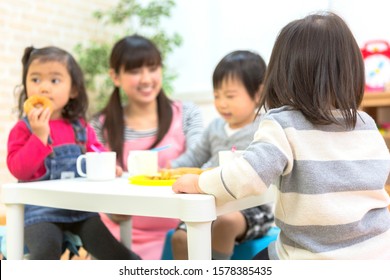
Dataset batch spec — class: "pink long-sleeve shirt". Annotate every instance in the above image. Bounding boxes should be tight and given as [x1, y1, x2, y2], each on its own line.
[7, 118, 105, 181]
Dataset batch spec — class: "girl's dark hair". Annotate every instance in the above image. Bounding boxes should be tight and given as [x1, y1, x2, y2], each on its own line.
[213, 50, 266, 102]
[259, 12, 365, 129]
[18, 46, 88, 121]
[101, 34, 172, 166]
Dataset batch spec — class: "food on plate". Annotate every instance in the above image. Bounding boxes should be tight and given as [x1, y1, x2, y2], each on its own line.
[145, 167, 205, 180]
[23, 95, 53, 115]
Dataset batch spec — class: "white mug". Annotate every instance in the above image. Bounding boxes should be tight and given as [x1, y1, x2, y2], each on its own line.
[218, 150, 244, 166]
[127, 150, 158, 177]
[76, 152, 116, 181]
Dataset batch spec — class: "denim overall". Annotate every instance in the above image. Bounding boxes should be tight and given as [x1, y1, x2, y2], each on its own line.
[22, 118, 98, 227]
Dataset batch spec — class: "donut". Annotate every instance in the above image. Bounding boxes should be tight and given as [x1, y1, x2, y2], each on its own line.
[23, 95, 53, 115]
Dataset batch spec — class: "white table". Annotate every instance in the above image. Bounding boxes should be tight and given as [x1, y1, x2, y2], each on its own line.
[1, 176, 275, 260]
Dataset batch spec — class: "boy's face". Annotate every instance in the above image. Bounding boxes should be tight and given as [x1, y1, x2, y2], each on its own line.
[213, 77, 259, 129]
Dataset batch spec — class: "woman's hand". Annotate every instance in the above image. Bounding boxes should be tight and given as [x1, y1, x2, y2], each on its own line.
[172, 174, 203, 194]
[109, 214, 131, 223]
[165, 161, 172, 169]
[27, 107, 51, 145]
[116, 165, 123, 177]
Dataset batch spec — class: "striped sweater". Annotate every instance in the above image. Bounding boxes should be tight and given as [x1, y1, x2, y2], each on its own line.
[199, 106, 390, 259]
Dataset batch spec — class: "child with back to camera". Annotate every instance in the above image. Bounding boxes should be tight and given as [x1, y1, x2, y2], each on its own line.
[173, 12, 390, 259]
[169, 50, 274, 260]
[7, 46, 140, 260]
[90, 34, 204, 259]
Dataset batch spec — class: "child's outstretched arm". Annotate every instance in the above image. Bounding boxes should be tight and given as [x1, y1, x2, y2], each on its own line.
[175, 116, 293, 206]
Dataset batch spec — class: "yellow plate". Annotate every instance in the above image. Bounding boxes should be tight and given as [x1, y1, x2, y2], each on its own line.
[129, 175, 176, 186]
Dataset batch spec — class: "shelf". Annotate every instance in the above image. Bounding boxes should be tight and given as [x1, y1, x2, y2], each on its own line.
[361, 92, 390, 107]
[360, 92, 390, 151]
[383, 134, 390, 148]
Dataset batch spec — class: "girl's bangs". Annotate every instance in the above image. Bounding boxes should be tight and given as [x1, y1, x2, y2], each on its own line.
[122, 47, 161, 71]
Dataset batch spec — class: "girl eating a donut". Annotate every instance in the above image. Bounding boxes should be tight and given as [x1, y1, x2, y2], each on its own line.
[6, 46, 140, 260]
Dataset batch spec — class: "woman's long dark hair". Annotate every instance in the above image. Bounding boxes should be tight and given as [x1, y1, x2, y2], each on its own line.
[101, 35, 173, 166]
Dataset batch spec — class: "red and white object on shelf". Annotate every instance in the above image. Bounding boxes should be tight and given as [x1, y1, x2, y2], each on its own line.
[361, 40, 390, 92]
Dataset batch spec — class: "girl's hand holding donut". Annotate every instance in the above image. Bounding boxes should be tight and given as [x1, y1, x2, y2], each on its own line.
[24, 96, 52, 145]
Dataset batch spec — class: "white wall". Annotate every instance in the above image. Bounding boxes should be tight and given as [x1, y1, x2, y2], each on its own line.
[330, 0, 390, 44]
[165, 0, 390, 103]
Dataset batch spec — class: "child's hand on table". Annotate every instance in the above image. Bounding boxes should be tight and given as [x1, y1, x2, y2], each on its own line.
[172, 174, 204, 194]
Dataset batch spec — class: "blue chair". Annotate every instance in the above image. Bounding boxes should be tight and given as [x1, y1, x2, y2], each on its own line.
[161, 226, 280, 260]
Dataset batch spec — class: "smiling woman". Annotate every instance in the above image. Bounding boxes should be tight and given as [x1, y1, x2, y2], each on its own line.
[90, 34, 204, 259]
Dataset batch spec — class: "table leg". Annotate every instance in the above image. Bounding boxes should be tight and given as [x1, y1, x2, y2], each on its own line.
[120, 218, 132, 250]
[185, 221, 212, 260]
[6, 204, 24, 260]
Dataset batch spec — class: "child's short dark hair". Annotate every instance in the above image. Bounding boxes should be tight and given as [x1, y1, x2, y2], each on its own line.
[260, 12, 365, 129]
[213, 50, 266, 101]
[18, 46, 88, 121]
